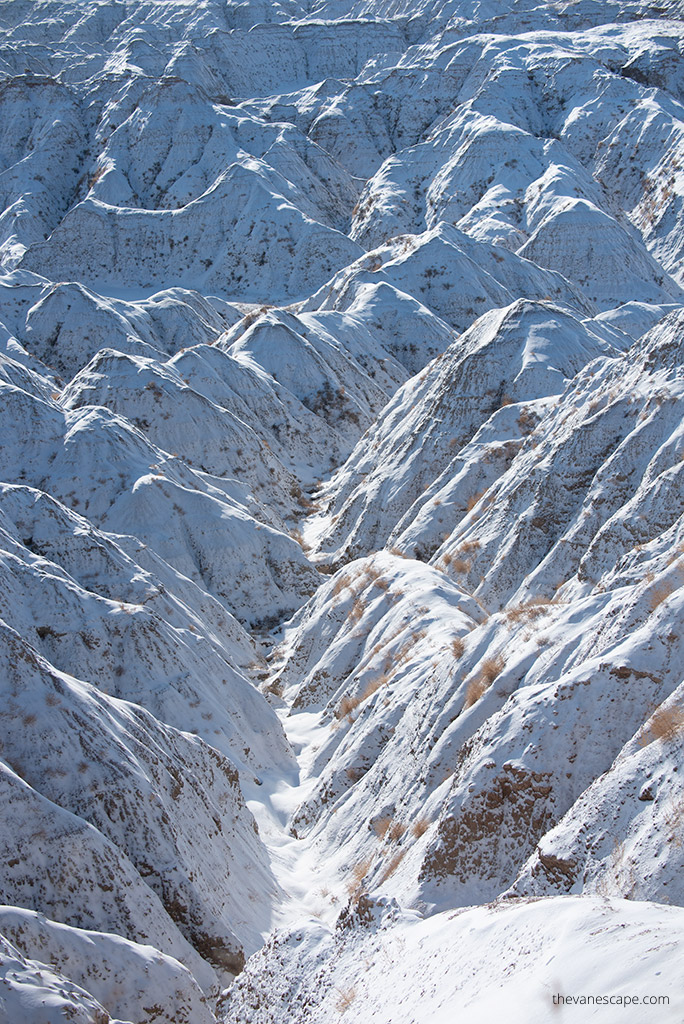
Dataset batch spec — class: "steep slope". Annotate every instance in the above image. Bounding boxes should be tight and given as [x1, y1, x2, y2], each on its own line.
[0, 0, 683, 1022]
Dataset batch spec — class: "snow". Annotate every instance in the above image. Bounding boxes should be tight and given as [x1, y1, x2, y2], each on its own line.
[0, 0, 683, 1021]
[225, 895, 684, 1024]
[0, 907, 214, 1024]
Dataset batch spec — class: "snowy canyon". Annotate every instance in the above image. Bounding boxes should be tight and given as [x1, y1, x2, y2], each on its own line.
[0, 0, 683, 1020]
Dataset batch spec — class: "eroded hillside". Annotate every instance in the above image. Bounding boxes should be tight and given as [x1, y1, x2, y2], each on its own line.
[0, 0, 683, 1021]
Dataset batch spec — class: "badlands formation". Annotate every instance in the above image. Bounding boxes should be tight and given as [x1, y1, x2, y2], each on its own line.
[0, 0, 683, 1020]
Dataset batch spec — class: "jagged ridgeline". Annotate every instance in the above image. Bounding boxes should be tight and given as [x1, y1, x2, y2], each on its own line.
[0, 0, 683, 1021]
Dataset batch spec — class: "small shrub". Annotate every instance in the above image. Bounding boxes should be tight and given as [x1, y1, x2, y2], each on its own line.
[88, 163, 107, 189]
[289, 527, 309, 552]
[264, 679, 284, 698]
[463, 676, 489, 709]
[242, 304, 271, 328]
[481, 654, 505, 685]
[649, 580, 677, 612]
[451, 637, 465, 658]
[463, 655, 505, 709]
[466, 490, 485, 512]
[458, 539, 481, 555]
[331, 574, 350, 597]
[336, 986, 357, 1013]
[348, 596, 366, 624]
[377, 850, 406, 885]
[387, 821, 406, 843]
[412, 817, 430, 838]
[336, 694, 360, 721]
[373, 816, 392, 840]
[518, 407, 534, 431]
[505, 599, 552, 623]
[346, 856, 373, 899]
[396, 638, 415, 664]
[641, 705, 684, 746]
[361, 672, 390, 702]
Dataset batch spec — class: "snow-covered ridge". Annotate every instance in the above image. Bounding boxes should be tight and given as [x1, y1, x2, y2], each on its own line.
[1, 0, 683, 1020]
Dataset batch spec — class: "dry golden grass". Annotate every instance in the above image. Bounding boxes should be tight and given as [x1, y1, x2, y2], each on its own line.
[667, 545, 684, 565]
[466, 490, 485, 512]
[289, 527, 311, 553]
[405, 622, 428, 655]
[336, 694, 360, 721]
[388, 546, 410, 558]
[373, 816, 392, 840]
[451, 637, 465, 659]
[648, 580, 677, 612]
[504, 599, 552, 623]
[463, 676, 489, 709]
[393, 639, 413, 666]
[367, 639, 385, 661]
[331, 575, 349, 597]
[517, 407, 534, 431]
[336, 986, 357, 1013]
[463, 654, 505, 709]
[337, 669, 393, 721]
[458, 539, 481, 555]
[377, 850, 406, 885]
[387, 820, 406, 843]
[450, 557, 471, 573]
[346, 856, 374, 898]
[360, 624, 408, 673]
[412, 817, 430, 838]
[480, 654, 505, 685]
[361, 672, 391, 702]
[348, 595, 366, 624]
[88, 163, 107, 188]
[640, 705, 684, 746]
[241, 304, 272, 327]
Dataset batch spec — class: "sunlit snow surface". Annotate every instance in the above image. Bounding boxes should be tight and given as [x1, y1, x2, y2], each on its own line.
[0, 0, 683, 1020]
